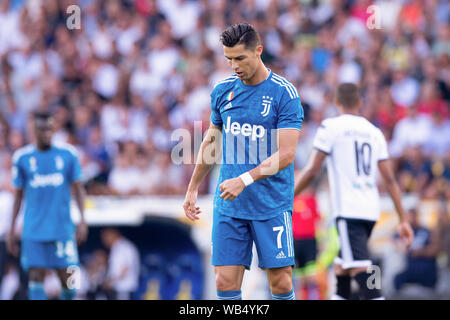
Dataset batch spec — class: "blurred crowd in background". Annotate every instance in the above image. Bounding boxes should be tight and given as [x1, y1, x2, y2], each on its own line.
[0, 0, 449, 299]
[0, 0, 448, 198]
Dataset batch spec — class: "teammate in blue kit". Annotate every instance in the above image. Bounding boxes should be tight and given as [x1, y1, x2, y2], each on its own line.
[183, 23, 304, 300]
[7, 111, 88, 300]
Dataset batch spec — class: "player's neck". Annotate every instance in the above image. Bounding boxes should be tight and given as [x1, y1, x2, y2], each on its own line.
[243, 63, 270, 86]
[339, 109, 360, 117]
[36, 143, 51, 151]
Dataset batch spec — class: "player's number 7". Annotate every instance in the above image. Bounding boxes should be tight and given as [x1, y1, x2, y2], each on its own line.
[272, 226, 284, 249]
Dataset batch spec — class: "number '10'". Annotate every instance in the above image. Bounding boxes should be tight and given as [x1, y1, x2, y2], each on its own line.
[354, 141, 372, 176]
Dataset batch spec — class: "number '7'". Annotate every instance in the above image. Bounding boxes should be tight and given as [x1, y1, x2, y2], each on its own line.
[272, 226, 284, 249]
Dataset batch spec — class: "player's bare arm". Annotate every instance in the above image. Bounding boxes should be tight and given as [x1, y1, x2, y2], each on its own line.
[219, 128, 300, 201]
[293, 148, 327, 196]
[183, 122, 222, 221]
[378, 159, 414, 248]
[72, 180, 88, 244]
[6, 188, 23, 256]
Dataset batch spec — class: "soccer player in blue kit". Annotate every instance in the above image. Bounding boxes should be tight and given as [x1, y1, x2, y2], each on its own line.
[7, 111, 88, 300]
[183, 23, 304, 300]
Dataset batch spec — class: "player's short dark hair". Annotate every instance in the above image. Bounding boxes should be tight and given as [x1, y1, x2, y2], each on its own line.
[33, 111, 52, 122]
[336, 83, 360, 109]
[220, 23, 261, 49]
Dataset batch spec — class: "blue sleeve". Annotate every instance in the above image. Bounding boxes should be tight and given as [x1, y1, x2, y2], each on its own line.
[210, 87, 223, 127]
[11, 156, 24, 188]
[276, 96, 304, 131]
[70, 153, 82, 183]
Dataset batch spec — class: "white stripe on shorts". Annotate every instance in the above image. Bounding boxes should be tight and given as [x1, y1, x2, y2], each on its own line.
[284, 211, 293, 257]
[337, 219, 353, 264]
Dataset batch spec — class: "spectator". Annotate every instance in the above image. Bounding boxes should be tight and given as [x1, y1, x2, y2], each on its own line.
[416, 81, 448, 116]
[1, 95, 27, 132]
[101, 228, 140, 300]
[107, 152, 140, 196]
[390, 69, 420, 108]
[129, 57, 164, 102]
[423, 107, 450, 158]
[0, 190, 14, 293]
[92, 60, 120, 101]
[160, 0, 202, 40]
[397, 146, 432, 195]
[437, 201, 450, 295]
[73, 105, 93, 146]
[292, 188, 321, 300]
[423, 149, 450, 200]
[432, 24, 450, 59]
[389, 105, 432, 158]
[394, 209, 440, 292]
[85, 249, 109, 300]
[135, 150, 161, 195]
[84, 125, 111, 189]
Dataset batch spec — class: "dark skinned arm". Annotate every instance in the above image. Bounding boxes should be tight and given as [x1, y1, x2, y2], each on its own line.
[294, 148, 327, 196]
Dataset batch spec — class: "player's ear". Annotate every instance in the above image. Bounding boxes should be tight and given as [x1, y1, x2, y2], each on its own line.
[357, 99, 362, 109]
[255, 45, 263, 57]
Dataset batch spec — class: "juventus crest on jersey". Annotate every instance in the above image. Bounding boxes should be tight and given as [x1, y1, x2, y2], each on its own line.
[313, 114, 389, 221]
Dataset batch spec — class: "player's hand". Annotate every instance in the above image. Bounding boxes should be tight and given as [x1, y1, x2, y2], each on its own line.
[183, 189, 202, 221]
[396, 220, 414, 249]
[219, 177, 245, 201]
[76, 220, 88, 245]
[6, 231, 19, 257]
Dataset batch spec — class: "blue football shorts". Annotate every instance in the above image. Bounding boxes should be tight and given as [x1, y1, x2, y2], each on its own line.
[21, 235, 79, 271]
[212, 210, 295, 269]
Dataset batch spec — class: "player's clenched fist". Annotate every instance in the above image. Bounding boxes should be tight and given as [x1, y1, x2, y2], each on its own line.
[219, 177, 246, 201]
[183, 190, 202, 221]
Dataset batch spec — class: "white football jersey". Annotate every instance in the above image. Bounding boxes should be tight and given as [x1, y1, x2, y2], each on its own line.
[313, 114, 389, 221]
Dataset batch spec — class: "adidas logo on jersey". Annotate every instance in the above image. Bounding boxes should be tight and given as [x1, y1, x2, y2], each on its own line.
[276, 251, 286, 259]
[223, 116, 265, 141]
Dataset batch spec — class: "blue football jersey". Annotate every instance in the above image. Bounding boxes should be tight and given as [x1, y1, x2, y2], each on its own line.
[210, 70, 304, 220]
[12, 143, 82, 241]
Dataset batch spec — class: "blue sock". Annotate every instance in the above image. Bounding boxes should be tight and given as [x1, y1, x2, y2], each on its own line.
[29, 281, 47, 300]
[272, 288, 295, 300]
[60, 288, 76, 300]
[217, 290, 242, 300]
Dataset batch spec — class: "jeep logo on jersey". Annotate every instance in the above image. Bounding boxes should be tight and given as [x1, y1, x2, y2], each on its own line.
[261, 96, 273, 117]
[30, 173, 64, 188]
[223, 116, 265, 141]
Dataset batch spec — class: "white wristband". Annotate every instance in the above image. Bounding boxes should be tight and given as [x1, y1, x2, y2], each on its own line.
[239, 172, 254, 187]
